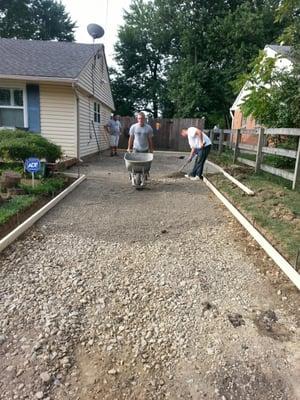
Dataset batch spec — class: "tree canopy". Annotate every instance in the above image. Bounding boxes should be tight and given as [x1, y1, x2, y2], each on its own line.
[0, 0, 76, 41]
[240, 49, 300, 127]
[111, 0, 291, 126]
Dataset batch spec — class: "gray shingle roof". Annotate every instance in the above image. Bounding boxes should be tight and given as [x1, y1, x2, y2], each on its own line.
[267, 44, 293, 60]
[0, 38, 103, 79]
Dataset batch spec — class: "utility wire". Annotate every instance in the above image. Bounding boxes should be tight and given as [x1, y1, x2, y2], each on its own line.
[105, 0, 109, 33]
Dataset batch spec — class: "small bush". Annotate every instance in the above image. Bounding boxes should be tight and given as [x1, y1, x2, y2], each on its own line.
[0, 162, 24, 175]
[0, 129, 62, 162]
[20, 177, 66, 196]
[263, 154, 295, 170]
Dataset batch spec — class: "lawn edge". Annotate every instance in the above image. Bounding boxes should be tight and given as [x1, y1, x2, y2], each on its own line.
[203, 176, 300, 291]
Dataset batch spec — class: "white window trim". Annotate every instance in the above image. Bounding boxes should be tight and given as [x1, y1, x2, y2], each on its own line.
[0, 85, 28, 128]
[93, 101, 101, 124]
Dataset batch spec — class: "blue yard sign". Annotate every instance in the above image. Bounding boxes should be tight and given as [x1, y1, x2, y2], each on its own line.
[25, 158, 41, 187]
[25, 158, 41, 173]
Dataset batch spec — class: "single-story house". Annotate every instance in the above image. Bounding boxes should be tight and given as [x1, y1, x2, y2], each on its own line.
[230, 44, 293, 130]
[0, 38, 115, 159]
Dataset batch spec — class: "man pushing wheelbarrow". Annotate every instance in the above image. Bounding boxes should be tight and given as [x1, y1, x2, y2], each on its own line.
[125, 112, 154, 189]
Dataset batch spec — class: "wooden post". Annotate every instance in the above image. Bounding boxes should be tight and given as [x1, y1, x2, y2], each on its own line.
[233, 129, 241, 163]
[210, 130, 215, 150]
[292, 136, 300, 190]
[255, 127, 265, 173]
[229, 130, 234, 149]
[218, 129, 224, 155]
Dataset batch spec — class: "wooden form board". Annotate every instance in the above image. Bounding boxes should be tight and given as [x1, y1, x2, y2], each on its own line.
[203, 177, 300, 291]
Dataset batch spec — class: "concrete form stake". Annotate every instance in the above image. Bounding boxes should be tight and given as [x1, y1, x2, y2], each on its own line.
[295, 249, 300, 273]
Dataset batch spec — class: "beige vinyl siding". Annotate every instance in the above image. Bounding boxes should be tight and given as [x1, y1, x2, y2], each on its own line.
[0, 79, 26, 87]
[40, 84, 77, 157]
[77, 50, 114, 110]
[78, 92, 111, 157]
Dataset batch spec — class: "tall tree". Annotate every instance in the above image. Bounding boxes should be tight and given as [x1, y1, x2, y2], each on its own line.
[165, 0, 285, 126]
[240, 49, 300, 127]
[113, 0, 175, 117]
[109, 67, 136, 116]
[0, 0, 76, 41]
[276, 0, 300, 45]
[112, 0, 289, 125]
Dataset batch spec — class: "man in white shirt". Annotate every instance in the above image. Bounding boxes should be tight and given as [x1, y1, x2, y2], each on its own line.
[180, 127, 212, 180]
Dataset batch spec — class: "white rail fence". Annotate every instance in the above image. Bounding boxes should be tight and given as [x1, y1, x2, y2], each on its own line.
[205, 128, 300, 190]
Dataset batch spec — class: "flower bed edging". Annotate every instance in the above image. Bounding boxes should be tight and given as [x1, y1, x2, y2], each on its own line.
[0, 174, 86, 253]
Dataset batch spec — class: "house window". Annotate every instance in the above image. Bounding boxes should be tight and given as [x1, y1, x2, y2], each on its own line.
[0, 88, 24, 128]
[94, 102, 100, 123]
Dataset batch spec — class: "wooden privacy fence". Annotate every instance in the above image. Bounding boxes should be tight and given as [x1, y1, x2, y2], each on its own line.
[118, 117, 205, 152]
[205, 127, 300, 190]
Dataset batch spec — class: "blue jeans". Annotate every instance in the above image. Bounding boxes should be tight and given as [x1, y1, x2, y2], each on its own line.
[190, 145, 211, 177]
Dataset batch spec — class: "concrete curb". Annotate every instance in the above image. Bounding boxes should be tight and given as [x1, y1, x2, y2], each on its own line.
[203, 176, 300, 290]
[0, 174, 86, 253]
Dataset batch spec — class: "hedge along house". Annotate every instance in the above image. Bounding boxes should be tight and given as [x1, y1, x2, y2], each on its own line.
[230, 45, 294, 131]
[0, 38, 114, 159]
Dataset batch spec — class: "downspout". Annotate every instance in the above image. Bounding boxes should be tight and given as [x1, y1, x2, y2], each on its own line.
[72, 83, 80, 160]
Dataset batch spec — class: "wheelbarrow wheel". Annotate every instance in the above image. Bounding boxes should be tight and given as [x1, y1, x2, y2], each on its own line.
[134, 173, 142, 187]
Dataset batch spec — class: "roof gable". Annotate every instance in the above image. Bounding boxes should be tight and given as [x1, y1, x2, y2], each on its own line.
[266, 44, 292, 60]
[0, 38, 103, 79]
[231, 44, 295, 111]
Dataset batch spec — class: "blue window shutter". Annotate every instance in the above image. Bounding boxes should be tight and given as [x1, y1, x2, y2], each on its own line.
[27, 84, 40, 133]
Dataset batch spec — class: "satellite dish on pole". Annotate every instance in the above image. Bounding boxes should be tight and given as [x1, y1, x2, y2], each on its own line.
[87, 24, 105, 40]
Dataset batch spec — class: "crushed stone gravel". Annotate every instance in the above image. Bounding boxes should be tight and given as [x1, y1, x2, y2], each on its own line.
[0, 151, 299, 400]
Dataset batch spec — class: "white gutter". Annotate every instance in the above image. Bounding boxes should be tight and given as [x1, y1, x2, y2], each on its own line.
[0, 74, 76, 83]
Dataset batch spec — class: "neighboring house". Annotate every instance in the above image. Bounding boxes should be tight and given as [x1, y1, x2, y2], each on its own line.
[0, 38, 115, 158]
[230, 44, 294, 130]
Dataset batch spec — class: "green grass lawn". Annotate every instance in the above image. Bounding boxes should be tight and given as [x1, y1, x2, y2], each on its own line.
[0, 172, 69, 230]
[208, 150, 300, 265]
[0, 195, 36, 225]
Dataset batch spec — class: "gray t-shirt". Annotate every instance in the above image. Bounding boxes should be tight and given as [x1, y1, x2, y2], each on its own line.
[107, 119, 121, 136]
[129, 123, 153, 151]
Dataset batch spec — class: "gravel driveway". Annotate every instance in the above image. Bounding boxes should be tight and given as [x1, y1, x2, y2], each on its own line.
[0, 151, 299, 400]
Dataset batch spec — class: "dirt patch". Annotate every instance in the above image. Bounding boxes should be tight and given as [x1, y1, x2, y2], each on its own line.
[224, 165, 254, 178]
[228, 313, 246, 328]
[215, 360, 289, 400]
[164, 171, 186, 179]
[269, 204, 297, 222]
[254, 310, 291, 342]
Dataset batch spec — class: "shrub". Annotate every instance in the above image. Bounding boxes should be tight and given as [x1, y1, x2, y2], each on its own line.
[20, 177, 67, 196]
[0, 129, 62, 162]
